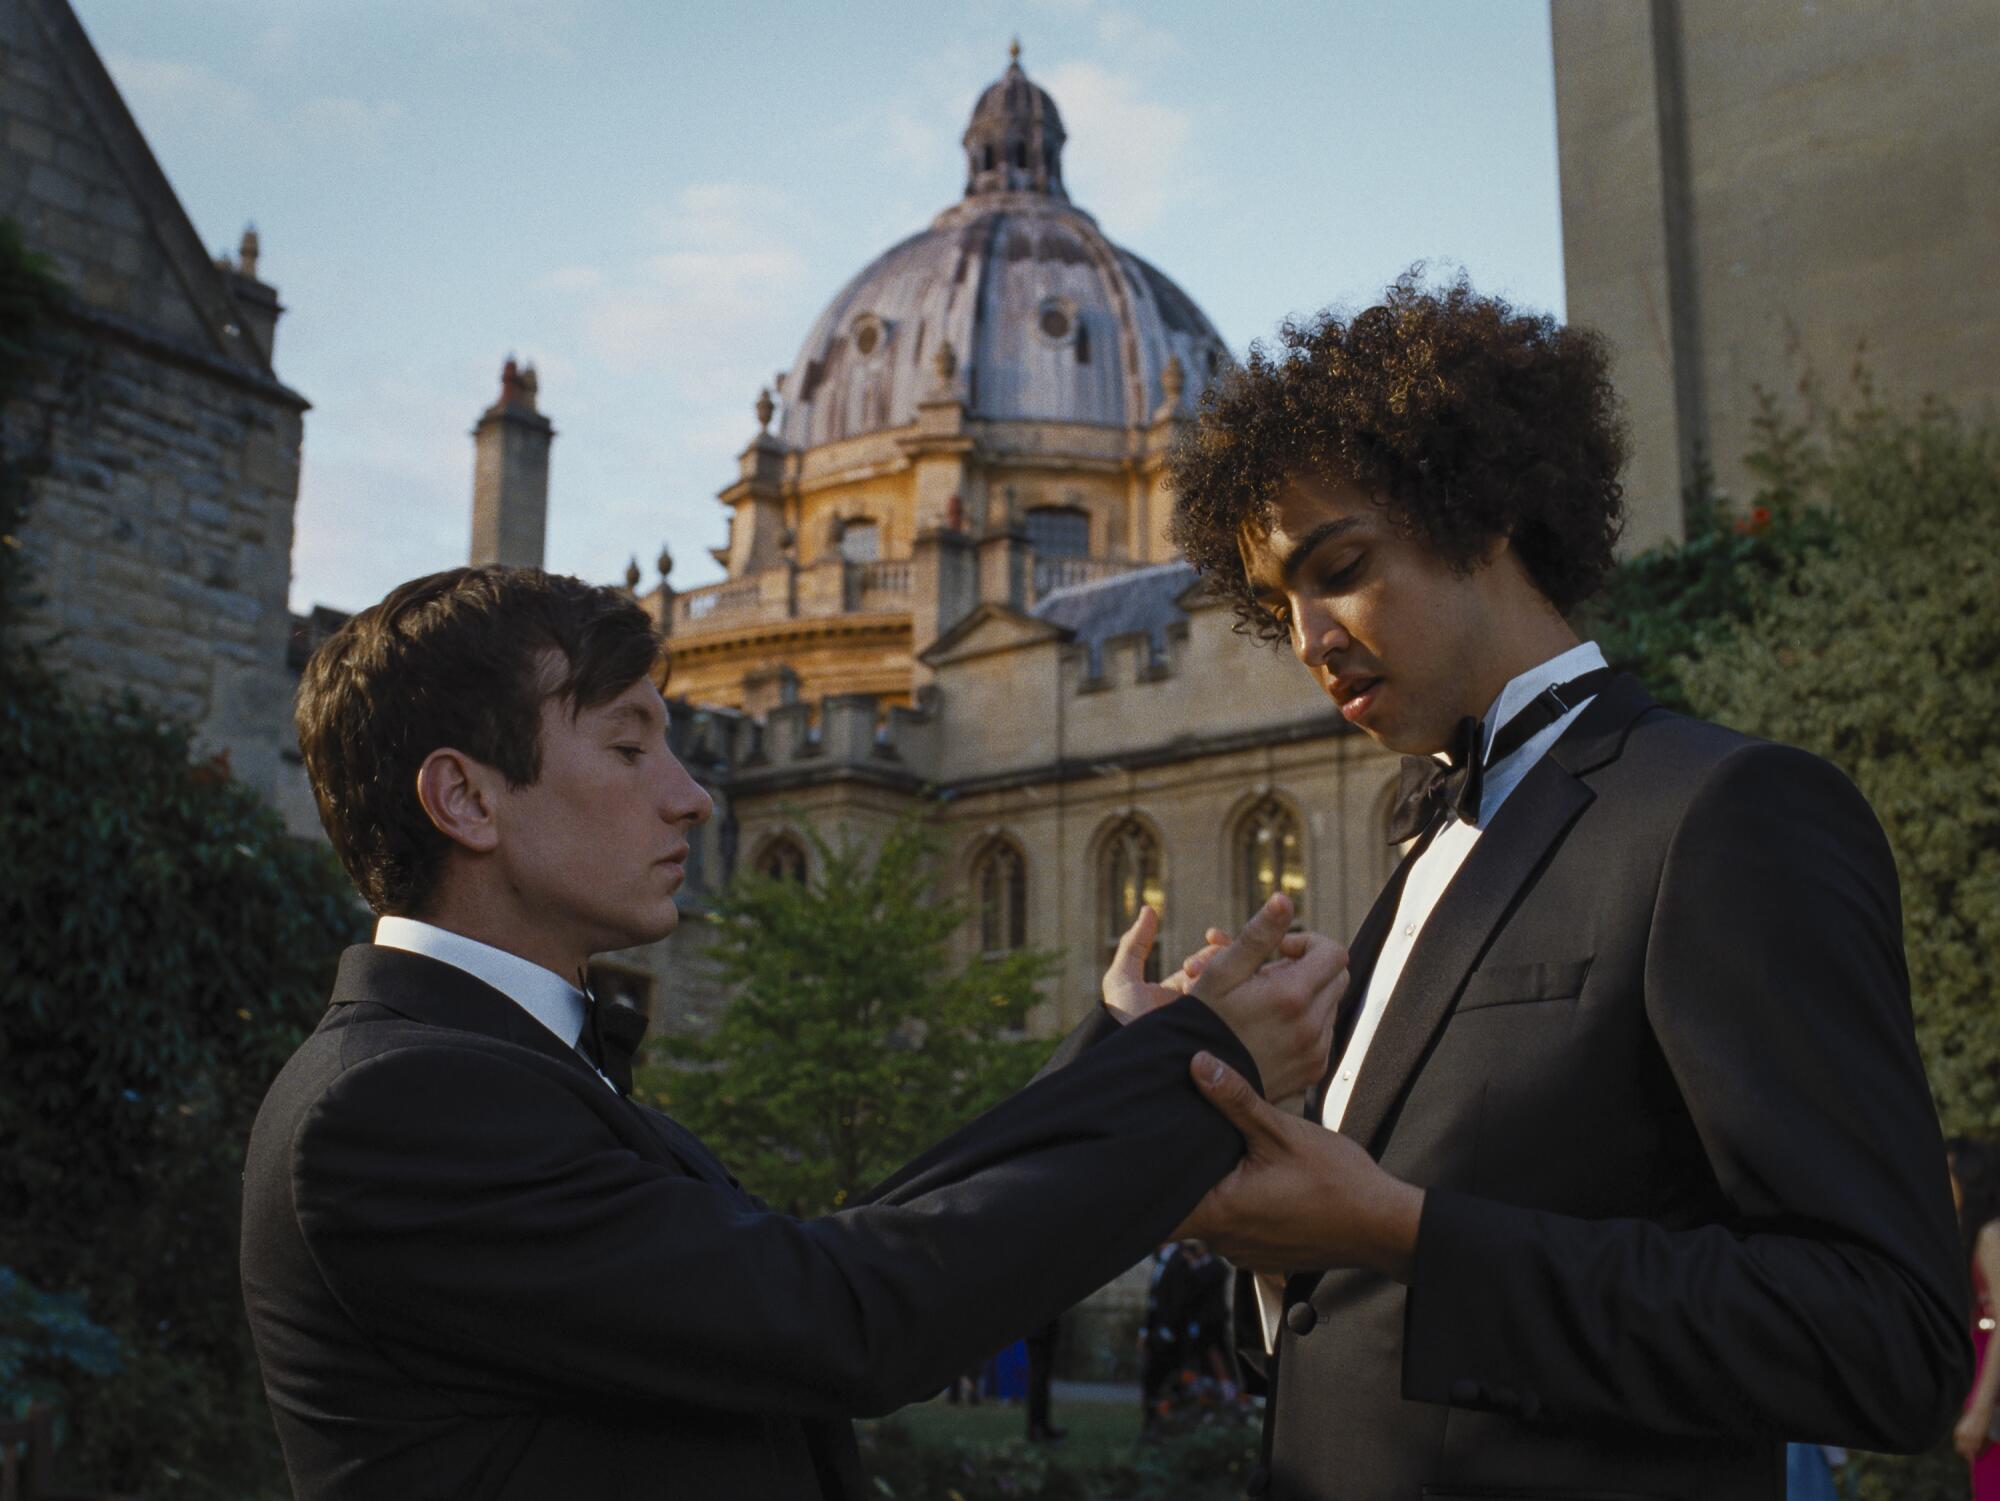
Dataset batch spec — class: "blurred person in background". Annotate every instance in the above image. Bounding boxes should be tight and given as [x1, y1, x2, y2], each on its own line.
[1950, 1136, 2000, 1494]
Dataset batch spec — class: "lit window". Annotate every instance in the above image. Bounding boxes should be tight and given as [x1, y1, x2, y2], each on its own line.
[1100, 817, 1163, 982]
[1236, 797, 1306, 922]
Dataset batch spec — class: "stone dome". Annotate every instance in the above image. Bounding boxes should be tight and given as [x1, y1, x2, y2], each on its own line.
[773, 46, 1229, 450]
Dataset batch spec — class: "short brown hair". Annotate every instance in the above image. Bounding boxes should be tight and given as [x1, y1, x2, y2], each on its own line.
[295, 566, 663, 915]
[1168, 271, 1627, 639]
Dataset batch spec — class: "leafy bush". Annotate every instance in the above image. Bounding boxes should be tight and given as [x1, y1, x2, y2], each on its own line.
[1, 215, 368, 1498]
[0, 1266, 122, 1422]
[640, 815, 1055, 1214]
[1677, 393, 2000, 1133]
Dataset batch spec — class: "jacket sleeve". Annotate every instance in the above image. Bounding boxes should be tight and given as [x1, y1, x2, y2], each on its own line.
[292, 994, 1259, 1422]
[1401, 742, 1971, 1451]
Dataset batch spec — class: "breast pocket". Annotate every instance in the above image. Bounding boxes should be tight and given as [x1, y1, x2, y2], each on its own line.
[1454, 956, 1593, 1014]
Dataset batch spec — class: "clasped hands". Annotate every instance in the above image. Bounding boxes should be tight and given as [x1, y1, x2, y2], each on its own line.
[1100, 895, 1425, 1283]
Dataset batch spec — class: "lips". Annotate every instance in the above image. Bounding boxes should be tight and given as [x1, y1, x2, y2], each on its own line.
[1329, 675, 1383, 724]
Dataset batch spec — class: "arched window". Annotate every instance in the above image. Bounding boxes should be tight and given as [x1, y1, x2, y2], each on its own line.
[1025, 505, 1089, 558]
[837, 518, 879, 563]
[973, 839, 1027, 956]
[757, 835, 808, 883]
[1099, 817, 1163, 982]
[1235, 796, 1306, 922]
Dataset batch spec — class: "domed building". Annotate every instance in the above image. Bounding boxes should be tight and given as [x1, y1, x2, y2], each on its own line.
[654, 44, 1233, 712]
[610, 50, 1400, 1048]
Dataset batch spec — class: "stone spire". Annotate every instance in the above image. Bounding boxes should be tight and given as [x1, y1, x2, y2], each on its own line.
[962, 41, 1068, 201]
[470, 356, 555, 569]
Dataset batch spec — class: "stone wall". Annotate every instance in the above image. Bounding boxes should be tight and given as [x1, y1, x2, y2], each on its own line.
[2, 0, 306, 804]
[1553, 0, 2000, 545]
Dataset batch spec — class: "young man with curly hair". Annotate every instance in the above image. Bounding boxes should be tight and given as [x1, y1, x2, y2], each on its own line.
[1144, 274, 1969, 1499]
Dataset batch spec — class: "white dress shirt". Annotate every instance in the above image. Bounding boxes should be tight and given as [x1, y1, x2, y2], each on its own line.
[1255, 641, 1608, 1347]
[373, 915, 616, 1090]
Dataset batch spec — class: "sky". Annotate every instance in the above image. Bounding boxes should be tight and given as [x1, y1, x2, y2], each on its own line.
[73, 0, 1566, 615]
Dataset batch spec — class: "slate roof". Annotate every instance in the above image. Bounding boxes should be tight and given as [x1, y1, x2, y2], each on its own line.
[1031, 562, 1199, 676]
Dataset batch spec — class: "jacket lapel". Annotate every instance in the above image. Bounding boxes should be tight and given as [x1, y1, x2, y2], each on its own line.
[1333, 674, 1660, 1156]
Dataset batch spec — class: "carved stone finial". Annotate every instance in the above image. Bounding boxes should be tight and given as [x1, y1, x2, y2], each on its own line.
[755, 387, 775, 432]
[238, 224, 260, 280]
[1009, 36, 1021, 63]
[656, 544, 673, 580]
[1161, 353, 1186, 402]
[933, 339, 958, 383]
[625, 556, 642, 591]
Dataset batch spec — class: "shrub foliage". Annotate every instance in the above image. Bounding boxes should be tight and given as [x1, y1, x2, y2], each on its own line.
[641, 816, 1055, 1216]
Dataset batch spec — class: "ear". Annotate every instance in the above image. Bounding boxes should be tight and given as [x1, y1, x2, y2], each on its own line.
[414, 748, 501, 854]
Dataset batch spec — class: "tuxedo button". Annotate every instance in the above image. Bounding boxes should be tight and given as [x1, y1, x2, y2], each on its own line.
[1448, 1377, 1482, 1405]
[1285, 1302, 1317, 1336]
[1490, 1384, 1519, 1411]
[1518, 1390, 1543, 1422]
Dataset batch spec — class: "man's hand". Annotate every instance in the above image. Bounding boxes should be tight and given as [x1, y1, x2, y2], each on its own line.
[1175, 1052, 1424, 1283]
[1099, 903, 1310, 1025]
[1185, 895, 1345, 1102]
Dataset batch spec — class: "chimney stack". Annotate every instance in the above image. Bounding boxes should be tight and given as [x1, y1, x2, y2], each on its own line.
[221, 223, 284, 363]
[469, 356, 555, 569]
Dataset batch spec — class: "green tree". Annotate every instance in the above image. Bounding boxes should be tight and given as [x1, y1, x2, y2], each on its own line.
[641, 817, 1056, 1215]
[1, 217, 369, 1496]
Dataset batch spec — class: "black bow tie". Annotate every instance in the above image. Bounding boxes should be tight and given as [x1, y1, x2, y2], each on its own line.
[578, 975, 649, 1095]
[1385, 668, 1613, 845]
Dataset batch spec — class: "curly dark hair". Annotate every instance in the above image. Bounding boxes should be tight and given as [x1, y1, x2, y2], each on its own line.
[1167, 271, 1628, 641]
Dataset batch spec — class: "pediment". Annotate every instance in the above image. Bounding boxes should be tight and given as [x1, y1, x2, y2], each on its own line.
[919, 603, 1072, 667]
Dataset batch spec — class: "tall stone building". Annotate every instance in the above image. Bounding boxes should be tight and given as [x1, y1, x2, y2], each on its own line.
[1, 0, 307, 803]
[1552, 0, 2000, 548]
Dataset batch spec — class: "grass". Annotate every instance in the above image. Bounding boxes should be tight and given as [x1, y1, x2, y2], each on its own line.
[886, 1393, 1148, 1471]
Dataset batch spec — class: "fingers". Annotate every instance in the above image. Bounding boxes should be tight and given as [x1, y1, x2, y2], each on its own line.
[1190, 893, 1293, 1001]
[1190, 1051, 1281, 1145]
[1108, 904, 1159, 981]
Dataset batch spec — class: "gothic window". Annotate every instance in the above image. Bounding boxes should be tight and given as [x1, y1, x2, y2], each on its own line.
[973, 839, 1028, 956]
[838, 519, 880, 563]
[1025, 505, 1089, 558]
[1235, 796, 1306, 922]
[757, 835, 808, 883]
[1099, 817, 1163, 982]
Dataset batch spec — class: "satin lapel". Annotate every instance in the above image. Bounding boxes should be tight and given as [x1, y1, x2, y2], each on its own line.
[1334, 756, 1594, 1156]
[1305, 823, 1438, 1122]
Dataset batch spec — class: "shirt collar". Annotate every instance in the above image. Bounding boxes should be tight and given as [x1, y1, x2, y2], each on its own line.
[373, 915, 588, 1051]
[1479, 639, 1609, 762]
[1466, 639, 1608, 826]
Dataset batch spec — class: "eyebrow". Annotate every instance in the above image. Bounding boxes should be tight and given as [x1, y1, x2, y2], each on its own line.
[1276, 517, 1365, 586]
[603, 702, 662, 733]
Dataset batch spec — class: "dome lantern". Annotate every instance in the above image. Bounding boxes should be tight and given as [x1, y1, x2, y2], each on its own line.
[962, 41, 1068, 201]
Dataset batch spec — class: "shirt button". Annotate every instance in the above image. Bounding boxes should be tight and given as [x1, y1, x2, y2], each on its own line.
[1403, 922, 1416, 936]
[1340, 1070, 1352, 1082]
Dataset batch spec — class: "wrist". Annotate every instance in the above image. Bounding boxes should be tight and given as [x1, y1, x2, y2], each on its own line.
[1362, 1176, 1425, 1283]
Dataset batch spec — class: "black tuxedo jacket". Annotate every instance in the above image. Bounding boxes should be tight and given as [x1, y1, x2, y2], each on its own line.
[239, 944, 1262, 1500]
[1249, 675, 1969, 1500]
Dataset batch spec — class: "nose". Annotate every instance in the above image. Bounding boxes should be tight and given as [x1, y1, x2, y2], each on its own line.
[1290, 597, 1349, 671]
[659, 749, 714, 828]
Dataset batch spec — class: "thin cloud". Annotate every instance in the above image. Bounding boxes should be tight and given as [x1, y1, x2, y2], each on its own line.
[1038, 61, 1194, 233]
